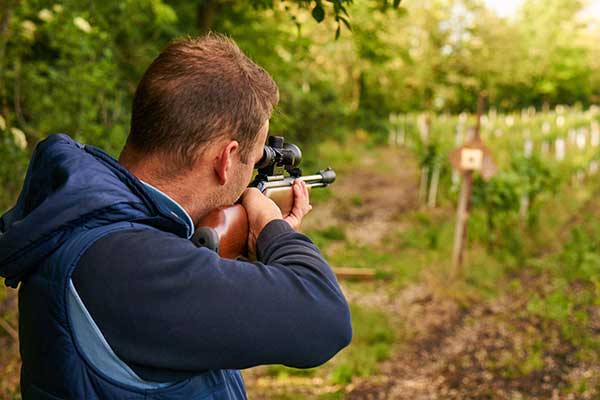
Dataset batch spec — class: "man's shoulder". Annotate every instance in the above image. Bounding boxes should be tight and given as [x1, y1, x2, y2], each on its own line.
[71, 225, 203, 288]
[84, 225, 194, 254]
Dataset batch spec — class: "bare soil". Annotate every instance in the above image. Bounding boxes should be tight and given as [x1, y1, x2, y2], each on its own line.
[304, 148, 420, 244]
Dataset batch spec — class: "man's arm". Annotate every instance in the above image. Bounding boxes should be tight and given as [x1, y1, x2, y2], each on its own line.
[72, 220, 352, 381]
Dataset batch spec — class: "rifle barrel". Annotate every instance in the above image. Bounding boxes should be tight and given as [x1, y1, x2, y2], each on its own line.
[257, 168, 336, 191]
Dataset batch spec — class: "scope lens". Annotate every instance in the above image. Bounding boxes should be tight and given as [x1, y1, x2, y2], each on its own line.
[280, 143, 302, 168]
[255, 146, 276, 169]
[254, 141, 302, 170]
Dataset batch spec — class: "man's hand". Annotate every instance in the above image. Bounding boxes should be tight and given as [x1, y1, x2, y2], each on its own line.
[241, 181, 312, 258]
[241, 188, 283, 258]
[284, 180, 312, 230]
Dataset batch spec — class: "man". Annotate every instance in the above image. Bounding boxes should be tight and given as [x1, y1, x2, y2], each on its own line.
[0, 34, 352, 399]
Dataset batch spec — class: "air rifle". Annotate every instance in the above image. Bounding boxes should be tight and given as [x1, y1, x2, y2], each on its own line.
[191, 135, 336, 259]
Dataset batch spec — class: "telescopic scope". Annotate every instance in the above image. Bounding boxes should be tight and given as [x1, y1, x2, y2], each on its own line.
[255, 136, 302, 170]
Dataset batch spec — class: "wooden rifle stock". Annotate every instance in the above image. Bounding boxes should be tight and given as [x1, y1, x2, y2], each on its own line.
[194, 205, 249, 259]
[192, 168, 335, 259]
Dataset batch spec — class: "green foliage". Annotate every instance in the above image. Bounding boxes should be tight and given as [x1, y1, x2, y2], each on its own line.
[273, 77, 351, 145]
[311, 3, 325, 22]
[470, 154, 557, 253]
[307, 186, 333, 205]
[308, 225, 347, 248]
[0, 128, 29, 208]
[560, 227, 600, 287]
[472, 171, 521, 217]
[523, 224, 600, 359]
[398, 212, 442, 250]
[510, 155, 559, 226]
[0, 0, 182, 210]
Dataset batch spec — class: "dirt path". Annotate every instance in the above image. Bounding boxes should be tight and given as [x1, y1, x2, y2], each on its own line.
[301, 147, 420, 246]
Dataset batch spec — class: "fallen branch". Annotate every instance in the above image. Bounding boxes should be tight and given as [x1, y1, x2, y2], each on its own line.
[333, 267, 376, 281]
[0, 317, 18, 341]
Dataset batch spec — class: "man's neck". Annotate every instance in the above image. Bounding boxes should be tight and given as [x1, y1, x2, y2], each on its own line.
[119, 153, 216, 227]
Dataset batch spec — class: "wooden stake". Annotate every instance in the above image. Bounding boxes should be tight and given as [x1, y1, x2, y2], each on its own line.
[452, 170, 473, 276]
[451, 94, 485, 276]
[427, 164, 440, 208]
[519, 195, 530, 222]
[419, 166, 429, 204]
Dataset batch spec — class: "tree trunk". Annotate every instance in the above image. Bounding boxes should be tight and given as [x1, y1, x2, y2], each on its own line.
[197, 0, 220, 33]
[357, 71, 366, 111]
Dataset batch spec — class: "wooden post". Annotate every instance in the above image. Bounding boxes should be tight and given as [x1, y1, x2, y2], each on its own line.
[519, 195, 530, 222]
[388, 113, 397, 146]
[427, 163, 440, 208]
[452, 170, 473, 274]
[419, 166, 429, 204]
[452, 94, 485, 276]
[521, 137, 532, 221]
[419, 115, 432, 206]
[333, 267, 376, 281]
[555, 138, 566, 161]
[591, 122, 600, 147]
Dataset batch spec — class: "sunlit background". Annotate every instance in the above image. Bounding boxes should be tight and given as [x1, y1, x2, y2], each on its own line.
[485, 0, 600, 17]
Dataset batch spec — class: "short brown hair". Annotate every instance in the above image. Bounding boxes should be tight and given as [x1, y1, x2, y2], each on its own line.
[125, 33, 279, 169]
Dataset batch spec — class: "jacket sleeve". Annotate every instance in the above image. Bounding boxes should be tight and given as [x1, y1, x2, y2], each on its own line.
[72, 220, 352, 376]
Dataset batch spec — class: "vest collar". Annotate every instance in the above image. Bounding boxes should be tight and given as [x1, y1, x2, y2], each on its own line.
[141, 181, 195, 239]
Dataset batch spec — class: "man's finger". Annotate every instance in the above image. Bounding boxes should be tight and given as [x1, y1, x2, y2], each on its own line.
[294, 180, 302, 198]
[299, 181, 308, 201]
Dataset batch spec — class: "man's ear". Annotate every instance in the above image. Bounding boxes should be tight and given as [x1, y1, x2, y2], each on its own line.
[214, 140, 240, 185]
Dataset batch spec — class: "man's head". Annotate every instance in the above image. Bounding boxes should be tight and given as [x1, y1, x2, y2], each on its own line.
[120, 34, 279, 210]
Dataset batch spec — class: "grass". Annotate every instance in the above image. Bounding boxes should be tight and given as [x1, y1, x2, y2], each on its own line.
[308, 186, 333, 206]
[308, 226, 346, 249]
[309, 228, 427, 286]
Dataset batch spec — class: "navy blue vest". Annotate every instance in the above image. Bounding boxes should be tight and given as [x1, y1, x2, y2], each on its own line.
[19, 208, 251, 400]
[1, 135, 248, 399]
[19, 220, 247, 400]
